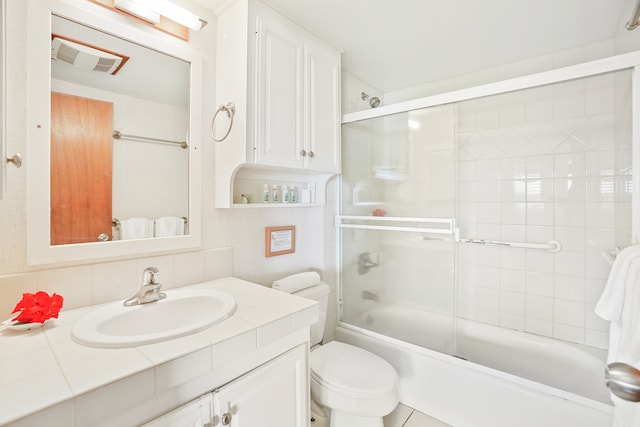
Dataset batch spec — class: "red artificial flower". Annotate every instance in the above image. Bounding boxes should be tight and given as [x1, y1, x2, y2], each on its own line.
[11, 291, 64, 324]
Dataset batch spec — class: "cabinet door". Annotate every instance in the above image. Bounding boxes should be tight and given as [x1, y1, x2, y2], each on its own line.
[143, 394, 213, 427]
[213, 345, 308, 427]
[305, 40, 341, 173]
[254, 11, 304, 168]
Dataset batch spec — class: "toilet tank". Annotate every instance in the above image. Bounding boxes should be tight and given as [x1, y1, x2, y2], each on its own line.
[292, 282, 330, 346]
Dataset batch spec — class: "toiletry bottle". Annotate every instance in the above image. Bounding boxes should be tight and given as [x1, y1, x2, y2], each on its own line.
[282, 185, 289, 203]
[272, 184, 279, 203]
[263, 184, 270, 203]
[289, 185, 297, 203]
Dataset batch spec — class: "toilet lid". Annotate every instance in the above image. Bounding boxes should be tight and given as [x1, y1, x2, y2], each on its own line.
[310, 341, 397, 396]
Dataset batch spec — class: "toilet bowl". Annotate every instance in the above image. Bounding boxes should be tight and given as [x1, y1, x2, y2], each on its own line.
[310, 341, 399, 427]
[273, 273, 399, 427]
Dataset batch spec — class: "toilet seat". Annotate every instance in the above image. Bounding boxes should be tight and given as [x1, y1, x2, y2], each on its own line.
[310, 341, 399, 417]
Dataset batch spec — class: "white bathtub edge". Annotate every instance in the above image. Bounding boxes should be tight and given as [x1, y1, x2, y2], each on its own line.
[336, 323, 613, 427]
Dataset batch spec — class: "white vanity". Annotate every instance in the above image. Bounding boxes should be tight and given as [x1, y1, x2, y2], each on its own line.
[0, 278, 317, 427]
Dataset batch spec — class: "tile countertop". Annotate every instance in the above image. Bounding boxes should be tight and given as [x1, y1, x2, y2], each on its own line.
[0, 277, 318, 426]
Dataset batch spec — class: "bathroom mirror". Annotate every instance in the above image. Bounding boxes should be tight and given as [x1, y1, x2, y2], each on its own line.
[27, 0, 202, 264]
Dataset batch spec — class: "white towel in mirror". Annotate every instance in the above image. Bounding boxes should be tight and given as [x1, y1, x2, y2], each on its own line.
[155, 216, 185, 237]
[120, 218, 154, 240]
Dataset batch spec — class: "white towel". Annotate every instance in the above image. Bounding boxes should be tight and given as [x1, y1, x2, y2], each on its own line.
[120, 218, 154, 240]
[272, 272, 321, 293]
[155, 216, 185, 237]
[595, 245, 640, 426]
[596, 246, 640, 324]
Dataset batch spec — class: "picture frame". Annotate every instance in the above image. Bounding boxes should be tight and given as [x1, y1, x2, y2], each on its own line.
[265, 225, 296, 257]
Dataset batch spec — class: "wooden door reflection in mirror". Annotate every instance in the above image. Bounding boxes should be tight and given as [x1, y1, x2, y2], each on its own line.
[50, 92, 113, 245]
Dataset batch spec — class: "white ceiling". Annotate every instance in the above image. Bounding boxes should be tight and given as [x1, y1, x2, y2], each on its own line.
[197, 0, 632, 93]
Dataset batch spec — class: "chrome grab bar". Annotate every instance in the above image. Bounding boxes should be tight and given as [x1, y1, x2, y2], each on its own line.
[605, 362, 640, 402]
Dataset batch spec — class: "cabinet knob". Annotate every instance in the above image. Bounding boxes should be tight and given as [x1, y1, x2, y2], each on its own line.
[300, 149, 307, 157]
[98, 233, 109, 242]
[308, 150, 315, 158]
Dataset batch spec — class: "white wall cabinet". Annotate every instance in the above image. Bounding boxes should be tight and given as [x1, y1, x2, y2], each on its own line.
[214, 0, 340, 207]
[254, 5, 340, 173]
[143, 345, 308, 427]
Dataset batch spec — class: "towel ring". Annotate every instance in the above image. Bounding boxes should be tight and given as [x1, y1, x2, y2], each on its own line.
[211, 102, 236, 142]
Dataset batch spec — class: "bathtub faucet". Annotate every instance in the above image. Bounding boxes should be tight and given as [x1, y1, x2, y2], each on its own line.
[123, 267, 167, 306]
[358, 252, 380, 275]
[362, 290, 380, 302]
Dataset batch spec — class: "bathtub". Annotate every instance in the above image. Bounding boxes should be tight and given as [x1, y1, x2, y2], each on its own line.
[337, 305, 614, 427]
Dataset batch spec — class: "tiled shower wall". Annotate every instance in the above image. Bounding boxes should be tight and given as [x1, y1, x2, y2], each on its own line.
[456, 70, 633, 349]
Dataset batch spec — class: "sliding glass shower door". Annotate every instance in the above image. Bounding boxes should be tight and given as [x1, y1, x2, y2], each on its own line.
[339, 105, 458, 355]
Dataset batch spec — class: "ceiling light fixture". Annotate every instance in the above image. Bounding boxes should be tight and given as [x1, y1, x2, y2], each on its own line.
[114, 0, 159, 24]
[115, 0, 207, 31]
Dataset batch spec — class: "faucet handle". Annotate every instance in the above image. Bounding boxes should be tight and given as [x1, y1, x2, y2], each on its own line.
[142, 267, 160, 285]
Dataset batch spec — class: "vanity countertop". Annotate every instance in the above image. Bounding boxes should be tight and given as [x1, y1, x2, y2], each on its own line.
[0, 277, 317, 426]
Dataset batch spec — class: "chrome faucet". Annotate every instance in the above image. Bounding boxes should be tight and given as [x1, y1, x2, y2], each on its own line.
[123, 267, 167, 307]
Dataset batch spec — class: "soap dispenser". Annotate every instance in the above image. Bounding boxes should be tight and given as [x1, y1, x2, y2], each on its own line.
[289, 185, 297, 203]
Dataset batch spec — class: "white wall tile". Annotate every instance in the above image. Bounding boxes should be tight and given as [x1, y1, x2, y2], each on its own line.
[554, 227, 586, 252]
[500, 269, 526, 292]
[555, 202, 586, 227]
[174, 251, 206, 286]
[554, 299, 585, 327]
[526, 295, 553, 320]
[526, 251, 554, 274]
[500, 290, 525, 314]
[526, 202, 554, 226]
[499, 313, 525, 330]
[36, 266, 92, 310]
[554, 152, 586, 178]
[586, 202, 615, 228]
[525, 317, 553, 336]
[554, 252, 585, 277]
[554, 323, 585, 344]
[554, 275, 585, 302]
[0, 273, 36, 319]
[500, 202, 526, 224]
[90, 259, 138, 305]
[526, 271, 554, 297]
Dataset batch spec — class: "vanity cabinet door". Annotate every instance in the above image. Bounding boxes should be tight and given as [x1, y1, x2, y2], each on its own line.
[142, 394, 213, 427]
[213, 344, 308, 427]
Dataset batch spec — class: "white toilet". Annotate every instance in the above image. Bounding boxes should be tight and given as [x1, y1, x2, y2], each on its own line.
[283, 280, 399, 427]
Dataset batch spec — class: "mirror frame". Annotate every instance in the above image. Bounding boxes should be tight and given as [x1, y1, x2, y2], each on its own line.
[0, 0, 5, 199]
[27, 0, 202, 265]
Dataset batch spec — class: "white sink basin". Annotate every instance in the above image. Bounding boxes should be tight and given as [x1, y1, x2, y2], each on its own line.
[71, 288, 236, 348]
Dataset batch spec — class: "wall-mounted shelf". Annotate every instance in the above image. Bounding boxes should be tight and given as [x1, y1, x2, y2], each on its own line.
[217, 163, 336, 208]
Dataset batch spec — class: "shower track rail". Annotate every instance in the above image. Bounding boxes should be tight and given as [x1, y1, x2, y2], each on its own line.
[336, 215, 563, 252]
[335, 215, 458, 236]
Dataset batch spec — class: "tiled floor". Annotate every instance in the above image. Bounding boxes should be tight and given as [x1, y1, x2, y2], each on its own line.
[310, 403, 452, 427]
[384, 403, 452, 427]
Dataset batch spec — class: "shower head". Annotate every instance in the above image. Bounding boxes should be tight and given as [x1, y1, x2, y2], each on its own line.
[361, 91, 381, 108]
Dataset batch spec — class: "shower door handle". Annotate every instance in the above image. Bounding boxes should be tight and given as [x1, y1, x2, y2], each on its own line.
[605, 362, 640, 402]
